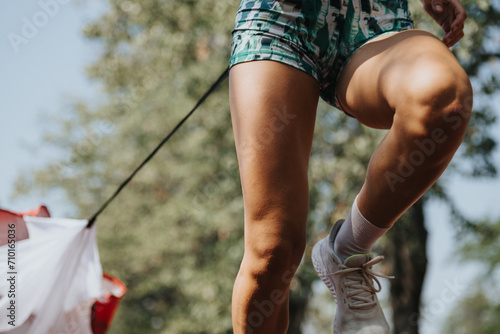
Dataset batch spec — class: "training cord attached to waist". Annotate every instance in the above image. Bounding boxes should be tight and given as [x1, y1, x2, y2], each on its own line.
[86, 66, 230, 228]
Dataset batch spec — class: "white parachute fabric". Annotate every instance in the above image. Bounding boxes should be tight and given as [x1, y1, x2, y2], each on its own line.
[0, 215, 102, 334]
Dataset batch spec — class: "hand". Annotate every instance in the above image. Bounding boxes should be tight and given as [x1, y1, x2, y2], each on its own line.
[421, 0, 467, 47]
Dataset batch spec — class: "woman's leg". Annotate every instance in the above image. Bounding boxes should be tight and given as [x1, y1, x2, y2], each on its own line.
[229, 60, 320, 333]
[335, 29, 473, 229]
[310, 29, 472, 333]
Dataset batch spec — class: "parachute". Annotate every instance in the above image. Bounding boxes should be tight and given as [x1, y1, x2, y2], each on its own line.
[0, 206, 125, 333]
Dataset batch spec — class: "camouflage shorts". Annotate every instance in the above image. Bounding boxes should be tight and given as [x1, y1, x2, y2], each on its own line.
[228, 0, 413, 111]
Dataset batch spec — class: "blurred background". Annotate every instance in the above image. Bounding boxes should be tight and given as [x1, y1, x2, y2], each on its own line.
[1, 0, 500, 333]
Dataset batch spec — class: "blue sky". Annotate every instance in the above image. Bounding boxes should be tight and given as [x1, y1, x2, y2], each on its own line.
[1, 1, 499, 332]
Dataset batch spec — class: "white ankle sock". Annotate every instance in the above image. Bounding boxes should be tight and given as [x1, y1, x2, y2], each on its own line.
[333, 196, 390, 262]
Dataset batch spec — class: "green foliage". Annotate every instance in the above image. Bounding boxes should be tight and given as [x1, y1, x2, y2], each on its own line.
[443, 285, 500, 333]
[17, 0, 241, 332]
[443, 218, 500, 332]
[13, 0, 500, 333]
[459, 218, 500, 271]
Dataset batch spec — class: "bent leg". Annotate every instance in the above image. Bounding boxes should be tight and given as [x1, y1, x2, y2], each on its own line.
[335, 29, 473, 227]
[229, 60, 319, 333]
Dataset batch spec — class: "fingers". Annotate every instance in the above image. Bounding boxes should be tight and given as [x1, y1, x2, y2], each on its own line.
[423, 0, 468, 47]
[446, 20, 465, 45]
[443, 17, 464, 47]
[445, 29, 464, 47]
[450, 5, 467, 31]
[441, 15, 453, 34]
[436, 0, 466, 47]
[442, 23, 463, 47]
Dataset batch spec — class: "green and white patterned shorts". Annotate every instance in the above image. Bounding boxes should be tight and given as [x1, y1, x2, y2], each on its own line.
[229, 0, 413, 111]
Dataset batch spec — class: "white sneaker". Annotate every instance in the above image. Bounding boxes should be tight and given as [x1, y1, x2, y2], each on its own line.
[312, 220, 393, 333]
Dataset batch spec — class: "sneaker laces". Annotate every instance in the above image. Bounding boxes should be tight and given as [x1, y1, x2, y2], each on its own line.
[330, 256, 394, 310]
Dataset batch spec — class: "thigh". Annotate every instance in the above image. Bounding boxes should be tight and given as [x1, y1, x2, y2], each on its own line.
[335, 29, 463, 129]
[229, 60, 319, 240]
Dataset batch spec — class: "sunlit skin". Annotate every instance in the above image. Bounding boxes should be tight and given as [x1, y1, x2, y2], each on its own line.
[229, 0, 472, 332]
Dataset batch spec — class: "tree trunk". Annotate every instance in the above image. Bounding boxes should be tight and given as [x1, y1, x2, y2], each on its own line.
[386, 199, 428, 334]
[287, 285, 310, 334]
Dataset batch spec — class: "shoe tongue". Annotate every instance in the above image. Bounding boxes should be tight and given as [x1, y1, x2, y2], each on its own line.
[344, 254, 372, 267]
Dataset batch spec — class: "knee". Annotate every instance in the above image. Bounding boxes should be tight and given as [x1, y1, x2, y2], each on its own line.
[243, 224, 305, 284]
[242, 189, 308, 281]
[396, 53, 473, 139]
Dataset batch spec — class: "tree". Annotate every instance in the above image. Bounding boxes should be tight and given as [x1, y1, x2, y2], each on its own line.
[443, 218, 500, 333]
[13, 0, 499, 333]
[17, 0, 241, 332]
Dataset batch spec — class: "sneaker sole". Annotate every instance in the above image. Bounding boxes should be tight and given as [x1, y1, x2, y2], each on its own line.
[312, 236, 338, 302]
